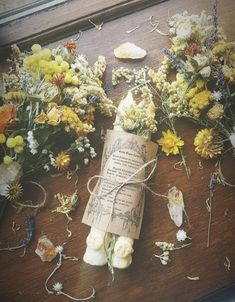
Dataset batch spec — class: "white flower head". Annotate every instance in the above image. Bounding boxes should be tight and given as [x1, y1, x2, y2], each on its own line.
[43, 164, 50, 172]
[84, 158, 89, 165]
[55, 245, 64, 254]
[52, 282, 63, 292]
[199, 66, 211, 78]
[176, 229, 187, 242]
[30, 149, 38, 155]
[213, 91, 222, 102]
[176, 25, 192, 40]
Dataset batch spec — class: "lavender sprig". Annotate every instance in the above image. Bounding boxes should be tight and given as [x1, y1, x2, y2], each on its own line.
[216, 68, 230, 107]
[0, 215, 34, 252]
[163, 48, 186, 72]
[206, 0, 218, 49]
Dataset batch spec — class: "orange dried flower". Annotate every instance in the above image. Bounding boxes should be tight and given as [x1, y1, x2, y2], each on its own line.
[186, 43, 202, 57]
[0, 104, 16, 134]
[62, 40, 77, 53]
[51, 73, 65, 87]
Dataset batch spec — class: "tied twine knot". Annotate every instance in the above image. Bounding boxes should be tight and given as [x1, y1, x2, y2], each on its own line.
[86, 158, 168, 225]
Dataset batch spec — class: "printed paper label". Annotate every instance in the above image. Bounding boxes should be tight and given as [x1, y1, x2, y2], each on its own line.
[82, 130, 158, 239]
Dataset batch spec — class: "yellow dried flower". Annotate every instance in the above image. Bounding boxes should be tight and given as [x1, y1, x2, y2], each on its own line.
[47, 103, 62, 126]
[35, 112, 48, 124]
[3, 91, 26, 101]
[53, 152, 71, 170]
[194, 128, 223, 159]
[157, 130, 184, 156]
[196, 80, 204, 89]
[189, 90, 213, 117]
[186, 87, 198, 99]
[207, 103, 224, 120]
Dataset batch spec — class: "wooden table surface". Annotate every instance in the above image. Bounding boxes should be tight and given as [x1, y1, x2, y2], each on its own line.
[0, 0, 235, 301]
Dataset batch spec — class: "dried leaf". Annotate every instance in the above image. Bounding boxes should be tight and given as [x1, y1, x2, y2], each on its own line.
[167, 186, 184, 227]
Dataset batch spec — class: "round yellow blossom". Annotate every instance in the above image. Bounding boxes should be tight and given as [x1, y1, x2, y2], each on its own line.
[41, 48, 52, 60]
[31, 44, 42, 53]
[194, 128, 223, 159]
[71, 76, 80, 86]
[44, 74, 52, 81]
[6, 137, 17, 148]
[60, 61, 69, 71]
[0, 134, 6, 144]
[157, 130, 184, 156]
[186, 87, 198, 99]
[3, 155, 13, 165]
[14, 135, 24, 145]
[14, 145, 24, 154]
[55, 55, 63, 64]
[189, 90, 213, 117]
[207, 103, 224, 120]
[64, 73, 72, 83]
[53, 152, 71, 170]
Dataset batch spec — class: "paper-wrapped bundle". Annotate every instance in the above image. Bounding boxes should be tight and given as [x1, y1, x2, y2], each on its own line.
[83, 90, 157, 268]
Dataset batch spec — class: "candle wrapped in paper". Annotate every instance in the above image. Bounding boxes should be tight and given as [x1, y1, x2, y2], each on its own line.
[83, 90, 157, 268]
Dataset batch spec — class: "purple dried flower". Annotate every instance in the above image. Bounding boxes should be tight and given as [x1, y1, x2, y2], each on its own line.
[206, 0, 218, 49]
[163, 48, 185, 72]
[209, 173, 218, 191]
[0, 215, 35, 251]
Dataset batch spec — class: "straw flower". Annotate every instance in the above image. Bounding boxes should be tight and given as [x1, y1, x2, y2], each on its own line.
[194, 128, 223, 159]
[189, 90, 213, 117]
[53, 152, 71, 170]
[157, 130, 184, 156]
[207, 103, 224, 120]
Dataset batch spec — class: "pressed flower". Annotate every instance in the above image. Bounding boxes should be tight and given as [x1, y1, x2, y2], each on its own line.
[157, 130, 184, 156]
[189, 90, 213, 117]
[53, 152, 71, 170]
[194, 128, 223, 159]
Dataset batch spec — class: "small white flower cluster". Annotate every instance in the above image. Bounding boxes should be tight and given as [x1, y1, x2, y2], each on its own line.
[154, 250, 170, 266]
[169, 10, 217, 45]
[75, 137, 97, 165]
[27, 131, 39, 155]
[49, 153, 55, 165]
[155, 231, 191, 266]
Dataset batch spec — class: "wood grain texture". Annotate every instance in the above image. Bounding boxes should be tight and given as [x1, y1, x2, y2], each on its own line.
[0, 0, 166, 57]
[0, 0, 235, 301]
